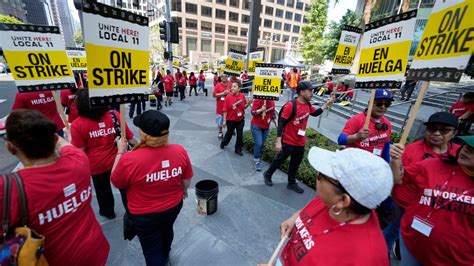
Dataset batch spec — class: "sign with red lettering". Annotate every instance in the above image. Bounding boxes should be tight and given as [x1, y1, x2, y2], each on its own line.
[331, 25, 362, 75]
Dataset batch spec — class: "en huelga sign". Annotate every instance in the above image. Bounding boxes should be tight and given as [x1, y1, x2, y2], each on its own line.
[252, 63, 284, 100]
[331, 25, 362, 75]
[66, 47, 87, 72]
[248, 48, 265, 76]
[224, 49, 246, 76]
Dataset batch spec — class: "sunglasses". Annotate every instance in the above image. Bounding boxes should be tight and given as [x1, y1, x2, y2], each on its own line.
[375, 101, 392, 108]
[426, 126, 455, 135]
[317, 173, 342, 189]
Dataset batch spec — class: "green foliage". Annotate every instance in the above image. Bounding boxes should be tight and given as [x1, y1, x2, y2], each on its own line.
[243, 128, 341, 189]
[301, 0, 327, 64]
[73, 29, 83, 46]
[390, 132, 416, 144]
[322, 9, 362, 61]
[0, 15, 24, 24]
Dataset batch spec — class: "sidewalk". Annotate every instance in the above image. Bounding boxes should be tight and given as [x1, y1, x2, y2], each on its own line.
[100, 90, 316, 265]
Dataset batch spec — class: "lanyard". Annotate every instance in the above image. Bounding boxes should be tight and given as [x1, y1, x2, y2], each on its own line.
[291, 215, 362, 244]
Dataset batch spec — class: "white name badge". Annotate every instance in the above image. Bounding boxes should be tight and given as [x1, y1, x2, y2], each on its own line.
[411, 216, 433, 237]
[237, 112, 242, 117]
[373, 147, 382, 156]
[98, 122, 106, 128]
[162, 160, 170, 168]
[39, 94, 45, 98]
[220, 97, 225, 100]
[297, 129, 306, 136]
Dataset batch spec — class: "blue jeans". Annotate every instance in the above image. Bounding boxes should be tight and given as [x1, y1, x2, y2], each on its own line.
[383, 205, 404, 251]
[131, 201, 183, 266]
[198, 81, 205, 93]
[399, 231, 421, 266]
[250, 124, 269, 160]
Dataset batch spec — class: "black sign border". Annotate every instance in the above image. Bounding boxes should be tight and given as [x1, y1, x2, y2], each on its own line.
[17, 82, 76, 93]
[90, 93, 150, 107]
[365, 9, 417, 31]
[82, 0, 149, 26]
[355, 80, 402, 89]
[0, 23, 60, 34]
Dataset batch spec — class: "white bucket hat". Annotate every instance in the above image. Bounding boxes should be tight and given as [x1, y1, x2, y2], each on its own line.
[308, 147, 393, 209]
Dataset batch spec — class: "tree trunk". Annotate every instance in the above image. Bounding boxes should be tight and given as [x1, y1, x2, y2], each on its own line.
[401, 0, 411, 13]
[362, 0, 374, 25]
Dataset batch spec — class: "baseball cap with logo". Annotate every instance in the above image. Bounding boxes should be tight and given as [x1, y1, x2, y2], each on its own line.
[308, 147, 393, 209]
[374, 89, 394, 101]
[133, 110, 170, 137]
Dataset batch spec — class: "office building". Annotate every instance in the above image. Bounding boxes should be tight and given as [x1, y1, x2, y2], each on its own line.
[0, 0, 27, 22]
[23, 0, 55, 26]
[56, 0, 77, 47]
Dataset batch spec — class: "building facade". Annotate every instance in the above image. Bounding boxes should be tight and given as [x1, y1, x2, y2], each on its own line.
[56, 0, 77, 47]
[23, 0, 55, 26]
[0, 0, 27, 22]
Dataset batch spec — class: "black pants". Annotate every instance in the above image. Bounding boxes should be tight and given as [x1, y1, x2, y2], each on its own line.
[189, 85, 197, 96]
[400, 85, 415, 100]
[178, 85, 185, 101]
[221, 119, 244, 152]
[266, 144, 305, 184]
[92, 171, 115, 216]
[131, 201, 183, 266]
[129, 101, 143, 118]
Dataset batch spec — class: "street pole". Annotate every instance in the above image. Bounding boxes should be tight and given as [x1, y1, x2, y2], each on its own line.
[165, 0, 173, 74]
[246, 0, 261, 70]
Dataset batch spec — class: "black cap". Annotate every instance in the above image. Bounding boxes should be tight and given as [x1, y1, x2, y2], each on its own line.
[133, 110, 170, 137]
[424, 112, 458, 128]
[296, 81, 313, 94]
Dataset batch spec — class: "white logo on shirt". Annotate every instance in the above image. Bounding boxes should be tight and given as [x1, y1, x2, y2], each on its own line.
[146, 167, 183, 183]
[89, 127, 116, 138]
[31, 97, 54, 105]
[63, 184, 76, 197]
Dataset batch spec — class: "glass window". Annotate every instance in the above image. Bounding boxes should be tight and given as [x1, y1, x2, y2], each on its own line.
[263, 19, 272, 28]
[305, 4, 310, 11]
[215, 41, 225, 55]
[282, 35, 290, 42]
[201, 21, 212, 32]
[240, 28, 248, 37]
[267, 0, 274, 2]
[285, 11, 293, 20]
[243, 1, 250, 9]
[186, 37, 197, 55]
[277, 0, 284, 5]
[293, 25, 300, 34]
[294, 13, 302, 22]
[215, 23, 226, 33]
[228, 43, 246, 53]
[273, 34, 281, 42]
[291, 36, 298, 42]
[202, 39, 211, 52]
[265, 6, 273, 15]
[171, 0, 181, 11]
[185, 3, 197, 14]
[274, 21, 282, 30]
[271, 48, 285, 61]
[228, 26, 238, 35]
[229, 12, 239, 22]
[172, 17, 182, 27]
[284, 23, 291, 31]
[186, 19, 197, 30]
[216, 0, 226, 4]
[201, 6, 212, 17]
[230, 0, 239, 7]
[296, 1, 303, 9]
[303, 17, 308, 23]
[287, 0, 294, 8]
[242, 14, 250, 23]
[275, 9, 283, 18]
[216, 9, 226, 19]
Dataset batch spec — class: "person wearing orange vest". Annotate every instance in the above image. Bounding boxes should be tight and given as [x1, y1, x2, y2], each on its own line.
[287, 68, 300, 101]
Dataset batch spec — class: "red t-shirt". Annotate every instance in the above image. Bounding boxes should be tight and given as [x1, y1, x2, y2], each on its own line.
[70, 111, 134, 175]
[392, 140, 461, 208]
[281, 100, 317, 147]
[241, 73, 248, 81]
[223, 93, 247, 122]
[336, 85, 345, 92]
[327, 82, 334, 92]
[251, 99, 276, 129]
[189, 75, 197, 86]
[12, 91, 65, 131]
[341, 112, 392, 156]
[346, 87, 354, 99]
[60, 89, 79, 123]
[198, 73, 205, 82]
[163, 75, 175, 93]
[0, 146, 109, 266]
[400, 159, 474, 265]
[213, 82, 230, 115]
[174, 72, 180, 83]
[281, 198, 389, 266]
[178, 76, 187, 86]
[111, 144, 193, 215]
[450, 101, 474, 118]
[213, 76, 218, 86]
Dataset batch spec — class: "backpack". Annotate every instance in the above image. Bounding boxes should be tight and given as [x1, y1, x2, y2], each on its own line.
[278, 99, 311, 123]
[288, 73, 298, 88]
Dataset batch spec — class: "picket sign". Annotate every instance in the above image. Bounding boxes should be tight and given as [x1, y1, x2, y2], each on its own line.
[363, 90, 376, 128]
[267, 237, 287, 265]
[399, 82, 429, 145]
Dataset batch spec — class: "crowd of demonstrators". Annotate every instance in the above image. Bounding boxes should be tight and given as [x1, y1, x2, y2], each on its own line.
[111, 110, 193, 265]
[220, 81, 253, 156]
[400, 79, 418, 101]
[2, 109, 110, 265]
[390, 134, 474, 265]
[251, 99, 276, 171]
[450, 92, 473, 136]
[198, 70, 206, 94]
[338, 88, 393, 162]
[263, 81, 334, 194]
[213, 74, 232, 139]
[279, 147, 392, 265]
[71, 89, 138, 219]
[188, 72, 198, 96]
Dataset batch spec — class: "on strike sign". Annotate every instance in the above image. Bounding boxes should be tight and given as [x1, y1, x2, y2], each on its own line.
[252, 63, 283, 100]
[224, 49, 246, 76]
[331, 25, 362, 74]
[0, 24, 75, 92]
[356, 10, 417, 89]
[82, 0, 149, 106]
[408, 0, 474, 82]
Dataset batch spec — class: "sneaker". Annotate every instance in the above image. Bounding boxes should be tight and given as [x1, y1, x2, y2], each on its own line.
[255, 161, 262, 171]
[392, 239, 401, 260]
[220, 142, 225, 150]
[263, 171, 273, 186]
[287, 183, 304, 194]
[99, 211, 116, 220]
[165, 102, 168, 106]
[235, 150, 243, 156]
[218, 132, 223, 138]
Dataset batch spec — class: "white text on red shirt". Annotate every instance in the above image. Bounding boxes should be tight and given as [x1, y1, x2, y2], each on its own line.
[146, 167, 183, 183]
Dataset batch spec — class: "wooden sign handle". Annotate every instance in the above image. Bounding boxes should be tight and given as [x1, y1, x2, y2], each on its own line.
[267, 237, 287, 265]
[51, 91, 69, 130]
[262, 100, 267, 118]
[119, 104, 126, 139]
[399, 81, 429, 145]
[364, 90, 376, 128]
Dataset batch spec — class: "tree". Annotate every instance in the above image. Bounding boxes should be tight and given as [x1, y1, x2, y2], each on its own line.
[322, 9, 361, 61]
[73, 29, 83, 47]
[301, 0, 327, 64]
[0, 15, 24, 24]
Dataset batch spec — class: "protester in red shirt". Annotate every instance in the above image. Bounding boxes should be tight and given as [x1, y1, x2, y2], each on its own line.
[71, 89, 137, 219]
[264, 81, 334, 193]
[325, 77, 334, 95]
[198, 70, 206, 94]
[189, 72, 198, 96]
[163, 70, 175, 107]
[240, 70, 249, 82]
[213, 72, 219, 87]
[60, 87, 79, 124]
[12, 91, 65, 136]
[338, 88, 393, 162]
[111, 110, 193, 266]
[336, 81, 345, 92]
[2, 109, 110, 265]
[220, 81, 253, 156]
[279, 147, 392, 266]
[174, 70, 180, 86]
[177, 73, 186, 101]
[450, 92, 473, 136]
[251, 99, 276, 171]
[390, 135, 474, 266]
[213, 74, 231, 138]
